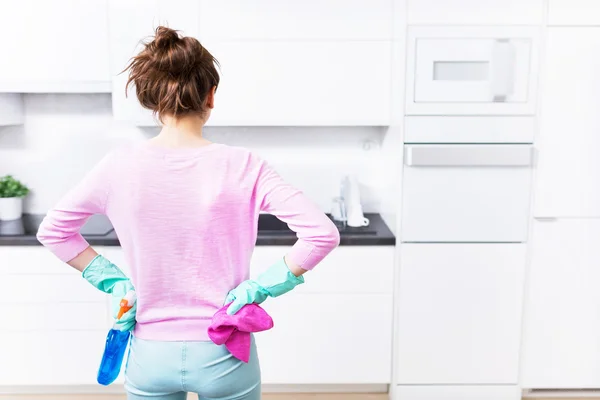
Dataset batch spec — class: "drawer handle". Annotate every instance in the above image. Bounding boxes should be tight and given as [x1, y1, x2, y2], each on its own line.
[404, 146, 534, 167]
[491, 39, 516, 102]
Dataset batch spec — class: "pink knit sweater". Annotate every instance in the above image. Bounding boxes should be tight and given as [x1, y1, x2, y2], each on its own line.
[37, 142, 340, 340]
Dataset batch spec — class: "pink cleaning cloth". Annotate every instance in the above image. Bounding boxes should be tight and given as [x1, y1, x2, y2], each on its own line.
[208, 304, 274, 363]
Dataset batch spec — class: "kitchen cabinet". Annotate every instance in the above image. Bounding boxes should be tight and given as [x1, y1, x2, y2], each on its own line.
[0, 246, 109, 386]
[0, 0, 111, 93]
[396, 244, 526, 384]
[108, 0, 200, 126]
[407, 0, 543, 25]
[401, 145, 533, 242]
[206, 41, 391, 126]
[521, 220, 600, 389]
[199, 0, 392, 41]
[406, 27, 539, 116]
[394, 386, 521, 400]
[534, 28, 600, 218]
[104, 245, 395, 385]
[548, 0, 600, 26]
[0, 94, 24, 125]
[404, 116, 535, 144]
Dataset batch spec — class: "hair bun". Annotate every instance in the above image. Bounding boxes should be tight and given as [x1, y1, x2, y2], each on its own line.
[153, 26, 180, 50]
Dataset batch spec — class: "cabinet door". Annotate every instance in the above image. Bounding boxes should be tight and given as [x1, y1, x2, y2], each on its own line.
[401, 145, 533, 242]
[0, 0, 111, 93]
[258, 293, 393, 384]
[548, 0, 600, 26]
[407, 0, 543, 25]
[206, 41, 391, 126]
[521, 220, 600, 388]
[534, 28, 600, 217]
[108, 0, 200, 126]
[199, 0, 392, 40]
[396, 244, 526, 384]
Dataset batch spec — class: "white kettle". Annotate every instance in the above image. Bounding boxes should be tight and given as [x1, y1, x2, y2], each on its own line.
[341, 175, 369, 227]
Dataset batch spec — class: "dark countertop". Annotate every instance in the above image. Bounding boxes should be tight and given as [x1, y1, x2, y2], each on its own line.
[0, 213, 395, 246]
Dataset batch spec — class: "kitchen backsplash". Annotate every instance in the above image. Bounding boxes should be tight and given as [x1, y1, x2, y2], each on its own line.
[0, 94, 388, 214]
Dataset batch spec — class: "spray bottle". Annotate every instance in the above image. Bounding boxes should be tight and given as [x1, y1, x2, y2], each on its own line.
[97, 290, 136, 386]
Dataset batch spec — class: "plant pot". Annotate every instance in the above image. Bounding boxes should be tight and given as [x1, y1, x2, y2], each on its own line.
[0, 197, 23, 221]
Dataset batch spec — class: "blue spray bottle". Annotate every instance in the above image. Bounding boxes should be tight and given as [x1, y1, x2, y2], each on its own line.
[97, 291, 136, 386]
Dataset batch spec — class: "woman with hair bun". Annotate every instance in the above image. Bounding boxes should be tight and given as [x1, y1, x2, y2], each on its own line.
[37, 26, 339, 400]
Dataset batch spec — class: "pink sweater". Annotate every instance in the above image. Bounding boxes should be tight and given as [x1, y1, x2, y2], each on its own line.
[37, 142, 340, 341]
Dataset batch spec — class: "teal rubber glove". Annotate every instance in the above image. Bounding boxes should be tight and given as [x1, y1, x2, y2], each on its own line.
[225, 258, 305, 315]
[82, 255, 137, 332]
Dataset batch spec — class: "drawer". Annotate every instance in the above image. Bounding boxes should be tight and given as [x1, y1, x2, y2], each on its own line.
[401, 145, 533, 242]
[0, 274, 105, 304]
[0, 246, 107, 275]
[0, 330, 108, 385]
[258, 293, 393, 384]
[406, 26, 539, 115]
[396, 244, 526, 384]
[250, 246, 395, 294]
[404, 116, 535, 144]
[1, 302, 107, 331]
[394, 386, 521, 400]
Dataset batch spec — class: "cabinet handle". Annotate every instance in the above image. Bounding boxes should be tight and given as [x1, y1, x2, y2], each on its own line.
[404, 145, 534, 167]
[491, 39, 516, 102]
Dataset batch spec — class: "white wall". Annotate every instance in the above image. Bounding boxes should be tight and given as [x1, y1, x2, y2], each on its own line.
[0, 94, 388, 214]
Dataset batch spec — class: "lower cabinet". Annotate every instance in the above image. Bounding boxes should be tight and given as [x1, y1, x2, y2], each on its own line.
[521, 220, 600, 389]
[396, 244, 526, 385]
[104, 245, 396, 385]
[393, 385, 521, 400]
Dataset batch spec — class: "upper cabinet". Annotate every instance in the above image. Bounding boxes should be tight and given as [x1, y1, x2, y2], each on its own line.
[548, 0, 600, 26]
[534, 28, 600, 218]
[408, 0, 543, 25]
[0, 0, 111, 93]
[199, 0, 392, 40]
[109, 0, 392, 126]
[405, 27, 540, 116]
[0, 94, 24, 126]
[206, 41, 391, 126]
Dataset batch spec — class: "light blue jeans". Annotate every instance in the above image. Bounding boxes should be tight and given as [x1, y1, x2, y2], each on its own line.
[124, 336, 261, 400]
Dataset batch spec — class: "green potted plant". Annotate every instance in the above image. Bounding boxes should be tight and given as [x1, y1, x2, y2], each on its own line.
[0, 175, 30, 221]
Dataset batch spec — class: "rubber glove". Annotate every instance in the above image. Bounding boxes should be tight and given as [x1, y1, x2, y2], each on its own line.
[225, 258, 304, 315]
[82, 255, 137, 332]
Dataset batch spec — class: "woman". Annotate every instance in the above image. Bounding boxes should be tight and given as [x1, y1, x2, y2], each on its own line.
[37, 26, 339, 400]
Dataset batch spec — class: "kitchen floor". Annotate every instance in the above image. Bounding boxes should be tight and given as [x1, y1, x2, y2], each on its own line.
[0, 396, 595, 400]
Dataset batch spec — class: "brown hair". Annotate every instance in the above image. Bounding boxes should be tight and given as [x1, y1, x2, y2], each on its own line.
[124, 26, 220, 121]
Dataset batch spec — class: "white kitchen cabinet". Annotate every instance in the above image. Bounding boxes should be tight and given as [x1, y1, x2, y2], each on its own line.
[206, 41, 391, 126]
[199, 0, 392, 40]
[0, 330, 107, 385]
[521, 220, 600, 389]
[548, 0, 600, 26]
[0, 0, 111, 93]
[0, 94, 24, 125]
[108, 0, 200, 126]
[396, 244, 526, 384]
[534, 28, 600, 218]
[407, 0, 543, 25]
[406, 27, 539, 116]
[404, 116, 535, 144]
[394, 385, 521, 400]
[104, 245, 395, 384]
[401, 145, 533, 242]
[258, 293, 393, 384]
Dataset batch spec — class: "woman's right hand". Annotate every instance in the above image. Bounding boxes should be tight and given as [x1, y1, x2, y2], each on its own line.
[224, 257, 305, 315]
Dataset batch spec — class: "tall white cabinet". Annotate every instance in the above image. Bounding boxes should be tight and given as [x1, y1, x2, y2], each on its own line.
[521, 4, 600, 389]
